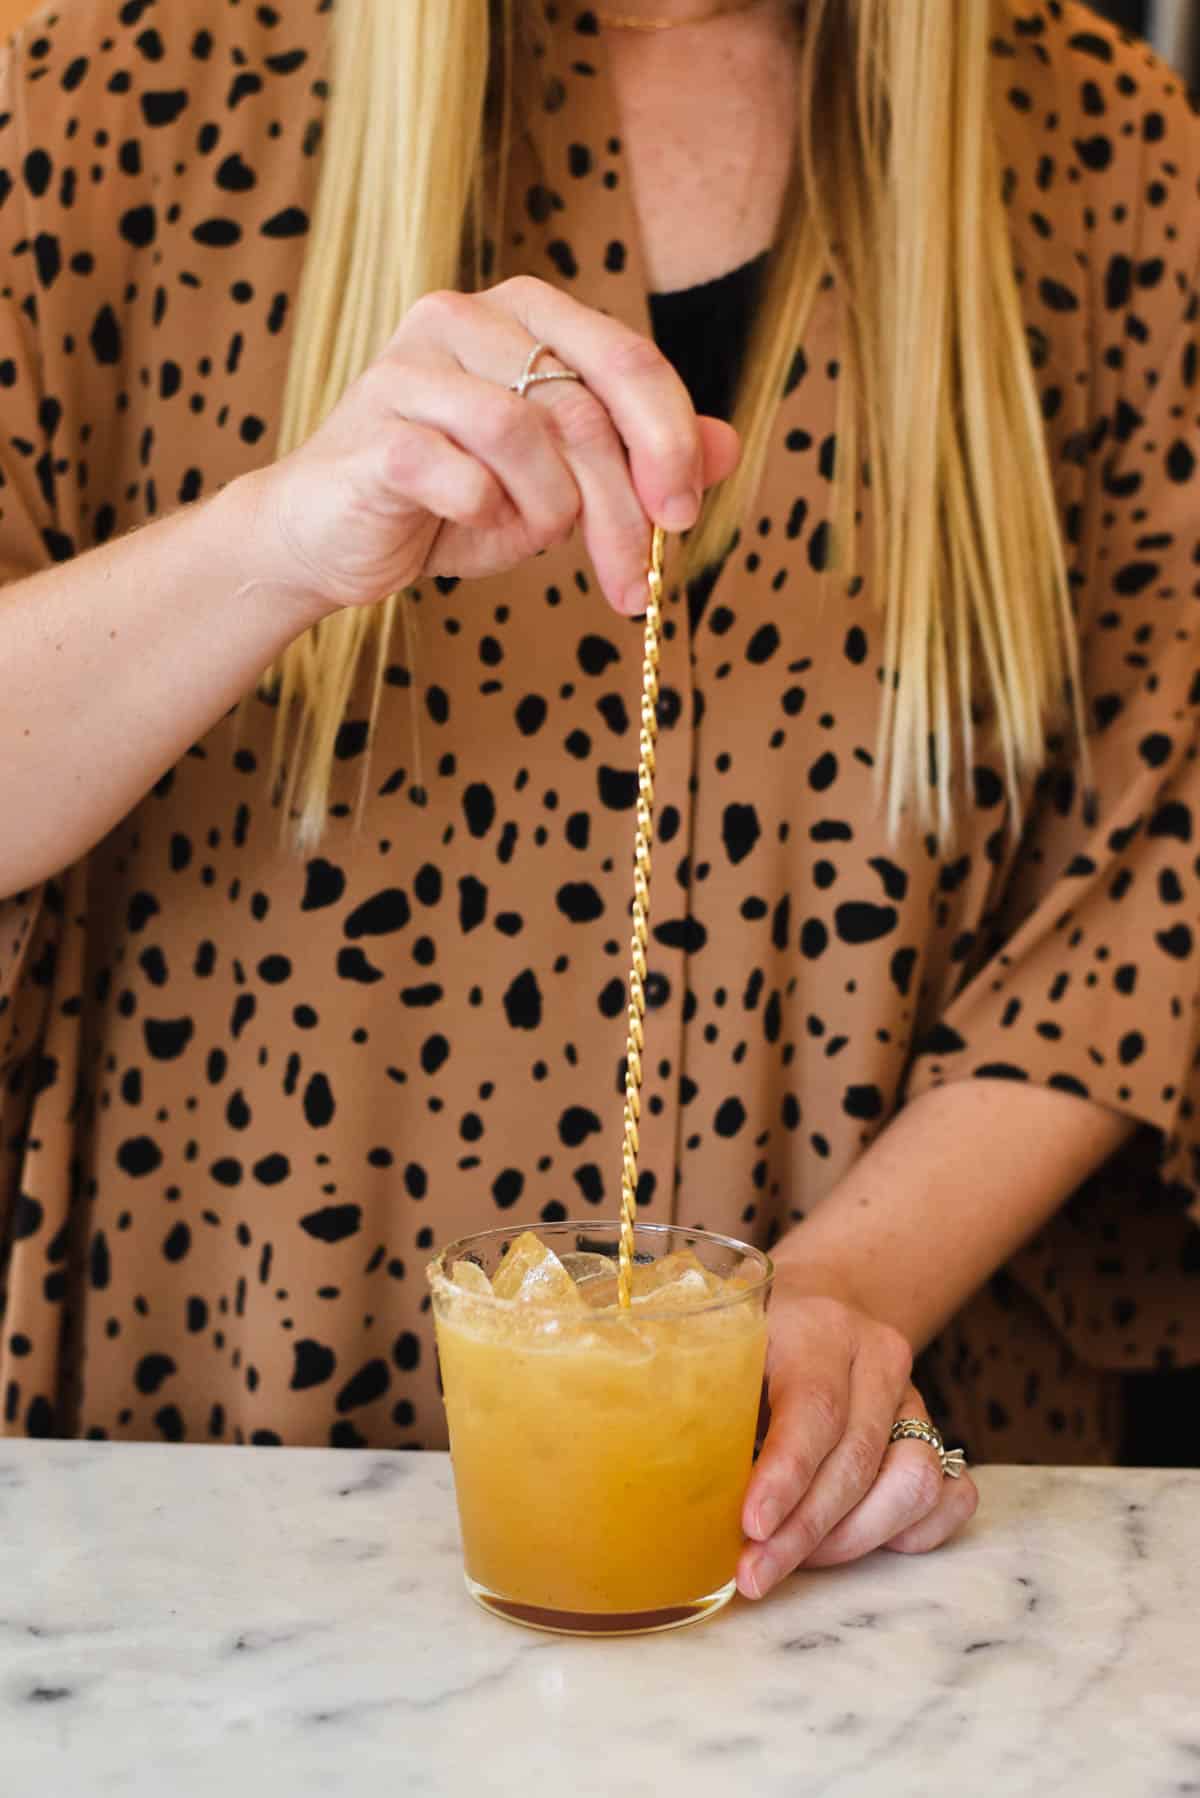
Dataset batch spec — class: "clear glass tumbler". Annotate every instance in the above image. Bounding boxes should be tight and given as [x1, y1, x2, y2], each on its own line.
[426, 1220, 772, 1636]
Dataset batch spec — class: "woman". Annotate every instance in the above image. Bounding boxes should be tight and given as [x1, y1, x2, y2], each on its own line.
[1, 0, 1197, 1601]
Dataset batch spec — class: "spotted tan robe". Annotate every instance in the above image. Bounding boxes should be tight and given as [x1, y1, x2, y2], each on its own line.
[0, 1, 1198, 1460]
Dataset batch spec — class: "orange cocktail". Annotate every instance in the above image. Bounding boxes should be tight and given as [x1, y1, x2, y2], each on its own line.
[427, 1221, 772, 1635]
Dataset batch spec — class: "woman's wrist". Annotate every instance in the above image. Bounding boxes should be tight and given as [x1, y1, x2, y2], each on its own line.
[767, 1239, 917, 1352]
[217, 464, 345, 638]
[768, 1243, 867, 1311]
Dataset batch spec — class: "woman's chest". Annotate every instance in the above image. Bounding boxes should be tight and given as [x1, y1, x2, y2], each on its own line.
[604, 16, 800, 290]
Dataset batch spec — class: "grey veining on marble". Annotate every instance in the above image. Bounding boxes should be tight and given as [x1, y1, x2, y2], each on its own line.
[2, 1443, 1197, 1797]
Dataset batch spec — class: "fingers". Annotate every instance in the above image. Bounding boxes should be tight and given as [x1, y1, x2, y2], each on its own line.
[401, 282, 739, 604]
[527, 375, 659, 614]
[738, 1324, 902, 1601]
[741, 1294, 861, 1546]
[698, 415, 742, 491]
[885, 1469, 980, 1555]
[276, 279, 740, 616]
[531, 384, 739, 611]
[801, 1386, 951, 1569]
[735, 1300, 977, 1602]
[390, 297, 654, 609]
[368, 281, 742, 610]
[374, 357, 580, 551]
[742, 1356, 849, 1551]
[375, 418, 512, 532]
[492, 275, 708, 530]
[377, 341, 648, 608]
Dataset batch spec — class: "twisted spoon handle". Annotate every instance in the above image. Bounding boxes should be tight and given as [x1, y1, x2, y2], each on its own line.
[617, 525, 666, 1309]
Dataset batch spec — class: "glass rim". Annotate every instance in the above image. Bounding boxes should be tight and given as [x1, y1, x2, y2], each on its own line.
[425, 1218, 774, 1321]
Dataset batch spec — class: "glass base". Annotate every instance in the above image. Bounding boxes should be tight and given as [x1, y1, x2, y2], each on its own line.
[465, 1572, 737, 1636]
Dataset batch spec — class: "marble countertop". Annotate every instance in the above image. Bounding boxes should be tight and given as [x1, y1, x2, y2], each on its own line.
[2, 1443, 1197, 1796]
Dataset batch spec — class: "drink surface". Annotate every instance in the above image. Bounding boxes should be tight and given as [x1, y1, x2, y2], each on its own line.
[433, 1232, 768, 1616]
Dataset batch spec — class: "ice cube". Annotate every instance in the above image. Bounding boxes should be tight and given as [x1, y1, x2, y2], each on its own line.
[490, 1231, 585, 1308]
[561, 1251, 620, 1310]
[560, 1251, 618, 1287]
[451, 1259, 493, 1296]
[631, 1248, 722, 1300]
[632, 1266, 715, 1311]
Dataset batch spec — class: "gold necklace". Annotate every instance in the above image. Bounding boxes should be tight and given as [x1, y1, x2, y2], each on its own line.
[595, 0, 761, 31]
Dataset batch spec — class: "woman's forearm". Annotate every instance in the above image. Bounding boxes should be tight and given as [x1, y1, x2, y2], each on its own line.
[772, 1080, 1135, 1352]
[0, 470, 324, 899]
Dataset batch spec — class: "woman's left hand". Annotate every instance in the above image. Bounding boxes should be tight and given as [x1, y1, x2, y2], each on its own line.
[737, 1271, 979, 1600]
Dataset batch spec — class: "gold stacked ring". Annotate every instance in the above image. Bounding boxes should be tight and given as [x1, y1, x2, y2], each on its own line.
[889, 1417, 967, 1480]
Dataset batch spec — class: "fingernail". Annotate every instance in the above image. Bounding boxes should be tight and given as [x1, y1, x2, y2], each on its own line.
[621, 576, 650, 616]
[744, 1549, 777, 1599]
[749, 1492, 783, 1543]
[659, 489, 700, 530]
[739, 1563, 762, 1602]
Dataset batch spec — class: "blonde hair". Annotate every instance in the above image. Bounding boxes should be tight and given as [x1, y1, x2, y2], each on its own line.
[271, 0, 1079, 843]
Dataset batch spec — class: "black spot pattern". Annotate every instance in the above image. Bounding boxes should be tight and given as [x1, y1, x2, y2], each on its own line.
[0, 4, 1197, 1465]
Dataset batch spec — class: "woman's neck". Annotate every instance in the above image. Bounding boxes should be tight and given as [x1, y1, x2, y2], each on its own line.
[604, 2, 799, 292]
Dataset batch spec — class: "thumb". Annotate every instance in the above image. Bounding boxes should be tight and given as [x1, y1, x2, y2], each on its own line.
[698, 415, 741, 489]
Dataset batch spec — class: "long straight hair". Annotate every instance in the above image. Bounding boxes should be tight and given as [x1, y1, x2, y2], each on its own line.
[269, 0, 1080, 845]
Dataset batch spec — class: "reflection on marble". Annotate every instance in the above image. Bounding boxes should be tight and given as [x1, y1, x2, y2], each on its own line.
[2, 1444, 1197, 1796]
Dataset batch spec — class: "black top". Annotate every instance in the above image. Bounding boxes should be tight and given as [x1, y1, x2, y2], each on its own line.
[649, 251, 768, 627]
[649, 250, 769, 422]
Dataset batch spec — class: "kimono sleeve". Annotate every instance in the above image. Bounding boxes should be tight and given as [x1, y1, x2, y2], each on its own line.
[0, 38, 65, 1073]
[906, 160, 1200, 1227]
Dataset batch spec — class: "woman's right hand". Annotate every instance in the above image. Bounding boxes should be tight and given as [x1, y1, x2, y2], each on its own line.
[255, 276, 740, 622]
